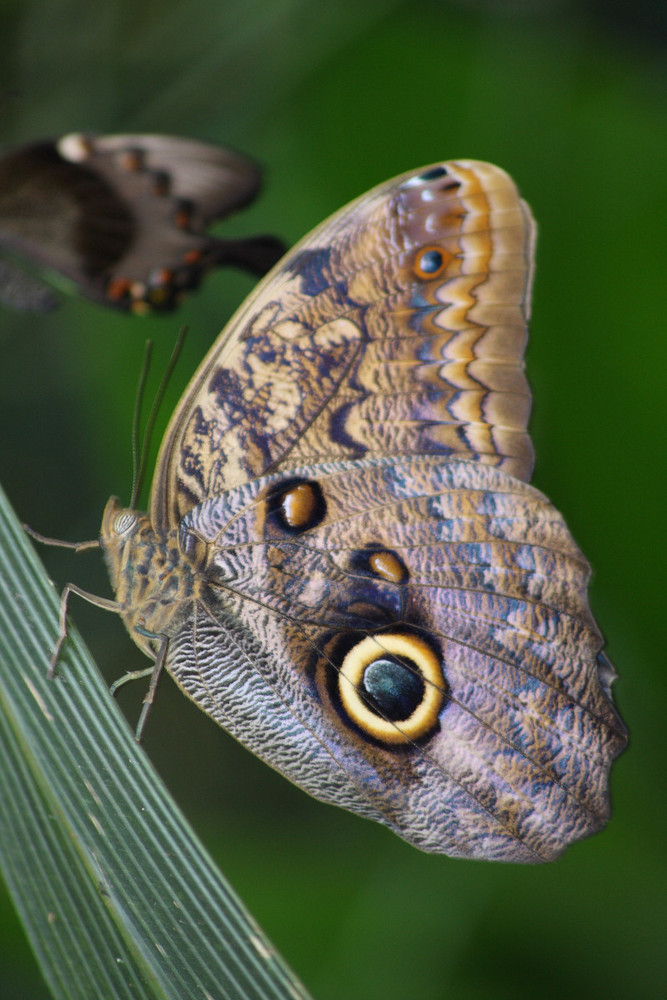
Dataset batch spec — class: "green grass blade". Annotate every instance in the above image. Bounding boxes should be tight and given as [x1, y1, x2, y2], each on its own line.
[0, 481, 313, 1000]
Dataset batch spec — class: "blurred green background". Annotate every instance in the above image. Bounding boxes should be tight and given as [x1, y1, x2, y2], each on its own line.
[0, 1, 664, 998]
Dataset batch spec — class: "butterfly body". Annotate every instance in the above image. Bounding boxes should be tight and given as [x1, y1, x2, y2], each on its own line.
[100, 161, 626, 862]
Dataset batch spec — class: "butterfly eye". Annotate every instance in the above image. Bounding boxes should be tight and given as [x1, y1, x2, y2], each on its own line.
[338, 633, 446, 744]
[413, 246, 449, 280]
[268, 479, 326, 534]
[113, 511, 137, 535]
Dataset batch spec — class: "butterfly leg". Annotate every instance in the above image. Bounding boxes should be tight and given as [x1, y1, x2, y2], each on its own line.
[49, 584, 121, 679]
[108, 667, 154, 697]
[132, 627, 169, 743]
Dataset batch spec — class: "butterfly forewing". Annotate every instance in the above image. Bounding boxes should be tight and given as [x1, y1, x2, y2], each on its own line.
[150, 161, 535, 533]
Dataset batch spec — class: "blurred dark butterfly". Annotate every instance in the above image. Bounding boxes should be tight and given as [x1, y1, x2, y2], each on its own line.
[54, 160, 627, 862]
[0, 132, 285, 313]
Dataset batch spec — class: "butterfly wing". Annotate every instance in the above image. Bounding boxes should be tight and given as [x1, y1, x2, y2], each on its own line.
[151, 161, 536, 531]
[0, 133, 284, 312]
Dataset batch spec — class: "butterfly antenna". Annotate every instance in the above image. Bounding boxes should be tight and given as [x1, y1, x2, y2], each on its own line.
[130, 338, 154, 506]
[130, 326, 188, 509]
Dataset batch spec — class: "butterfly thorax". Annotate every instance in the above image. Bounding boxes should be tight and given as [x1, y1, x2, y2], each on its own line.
[100, 496, 197, 658]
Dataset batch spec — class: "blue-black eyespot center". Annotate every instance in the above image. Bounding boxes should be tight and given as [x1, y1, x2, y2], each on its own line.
[418, 249, 443, 274]
[361, 657, 425, 721]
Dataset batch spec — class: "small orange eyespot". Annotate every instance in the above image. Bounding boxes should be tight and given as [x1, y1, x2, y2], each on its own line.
[174, 208, 192, 230]
[183, 249, 203, 264]
[268, 479, 327, 534]
[118, 150, 143, 172]
[413, 245, 450, 280]
[106, 277, 132, 300]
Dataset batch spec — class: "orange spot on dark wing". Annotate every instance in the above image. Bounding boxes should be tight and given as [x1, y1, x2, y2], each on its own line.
[106, 277, 132, 300]
[175, 208, 192, 229]
[118, 150, 143, 172]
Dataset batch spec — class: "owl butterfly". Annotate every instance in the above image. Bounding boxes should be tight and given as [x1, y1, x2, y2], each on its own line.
[79, 161, 626, 863]
[0, 132, 284, 313]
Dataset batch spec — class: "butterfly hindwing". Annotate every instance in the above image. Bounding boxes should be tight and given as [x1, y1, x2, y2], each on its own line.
[166, 456, 625, 862]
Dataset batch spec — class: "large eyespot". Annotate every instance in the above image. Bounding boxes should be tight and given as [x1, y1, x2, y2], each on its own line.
[113, 511, 137, 535]
[413, 246, 450, 280]
[267, 478, 326, 534]
[338, 633, 446, 744]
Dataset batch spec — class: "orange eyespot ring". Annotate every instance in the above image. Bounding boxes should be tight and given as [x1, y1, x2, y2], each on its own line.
[338, 633, 445, 744]
[413, 245, 450, 280]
